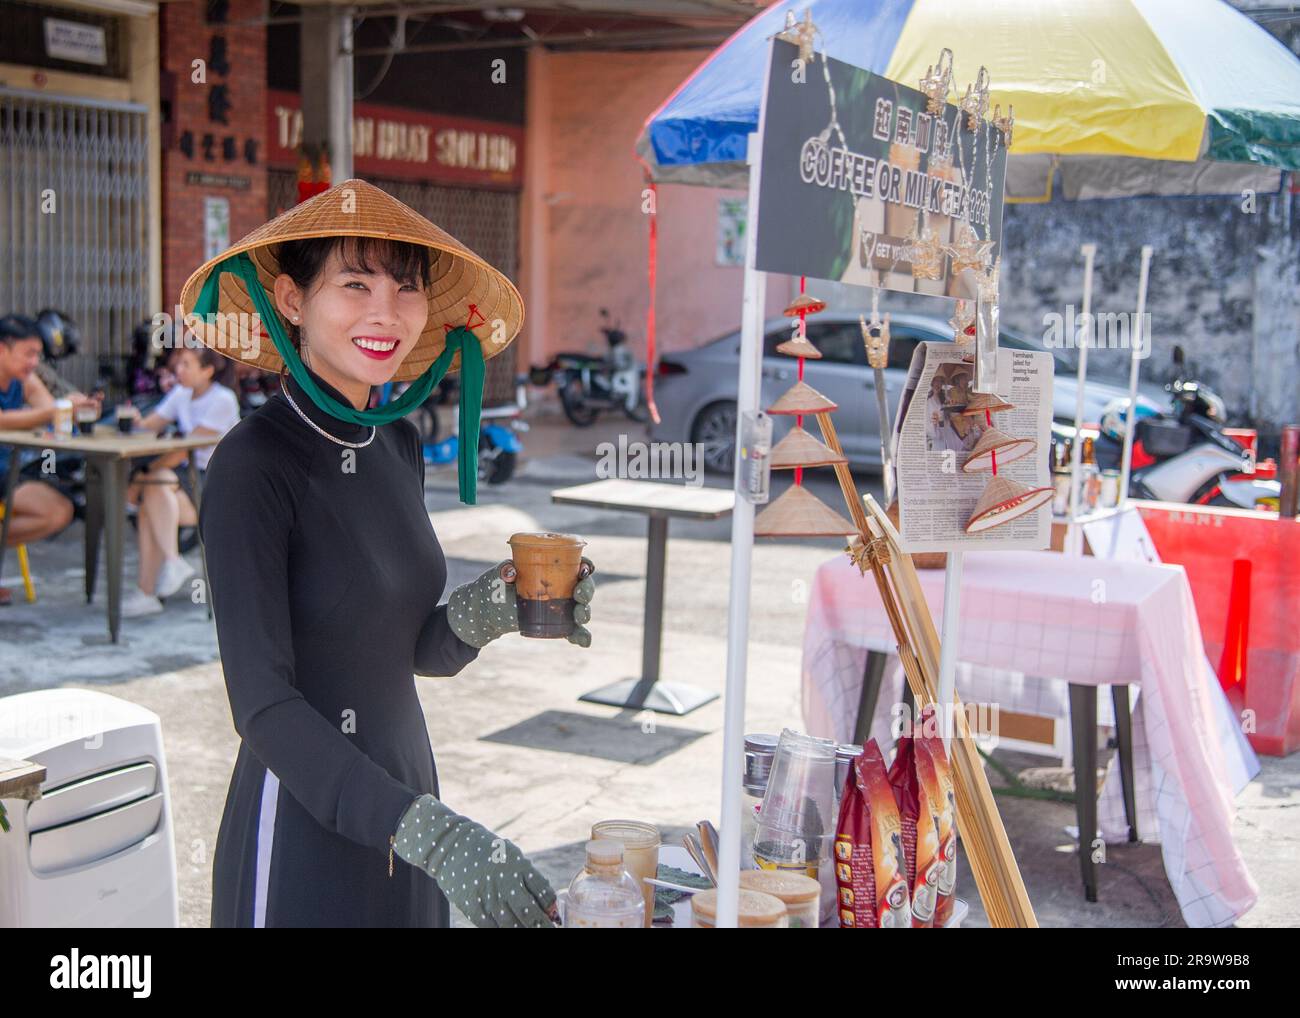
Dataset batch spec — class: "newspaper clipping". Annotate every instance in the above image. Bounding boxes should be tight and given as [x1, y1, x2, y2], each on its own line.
[893, 342, 1054, 552]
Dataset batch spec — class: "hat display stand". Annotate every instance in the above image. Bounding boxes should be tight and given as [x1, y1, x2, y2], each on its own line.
[803, 400, 1038, 927]
[755, 279, 856, 538]
[712, 32, 1037, 926]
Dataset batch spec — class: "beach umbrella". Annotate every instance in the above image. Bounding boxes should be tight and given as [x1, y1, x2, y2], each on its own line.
[637, 0, 1300, 199]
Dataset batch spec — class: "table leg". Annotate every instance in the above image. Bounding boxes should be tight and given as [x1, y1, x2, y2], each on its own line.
[1112, 684, 1139, 843]
[1069, 682, 1099, 903]
[188, 456, 212, 619]
[104, 458, 128, 643]
[0, 449, 20, 587]
[83, 459, 104, 603]
[641, 514, 667, 685]
[853, 650, 888, 745]
[577, 513, 718, 716]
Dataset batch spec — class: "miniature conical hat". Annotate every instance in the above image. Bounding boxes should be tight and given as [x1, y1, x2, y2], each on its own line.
[770, 426, 847, 468]
[959, 390, 1015, 416]
[962, 429, 1038, 473]
[782, 293, 826, 317]
[776, 333, 823, 359]
[767, 380, 837, 415]
[965, 475, 1053, 533]
[178, 178, 523, 381]
[755, 484, 857, 537]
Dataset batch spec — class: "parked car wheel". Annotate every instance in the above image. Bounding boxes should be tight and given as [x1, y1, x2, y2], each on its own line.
[691, 400, 737, 474]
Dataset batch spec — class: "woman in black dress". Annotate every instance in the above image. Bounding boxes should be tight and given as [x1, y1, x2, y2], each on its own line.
[184, 180, 593, 927]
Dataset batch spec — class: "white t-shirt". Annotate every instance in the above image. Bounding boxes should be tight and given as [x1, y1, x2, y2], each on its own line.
[154, 382, 241, 471]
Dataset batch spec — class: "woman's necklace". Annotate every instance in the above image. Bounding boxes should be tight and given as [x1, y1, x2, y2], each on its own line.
[281, 373, 377, 449]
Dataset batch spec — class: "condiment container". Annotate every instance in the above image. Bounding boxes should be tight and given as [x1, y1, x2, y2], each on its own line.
[53, 398, 73, 439]
[563, 839, 644, 928]
[590, 819, 659, 927]
[741, 733, 779, 868]
[690, 887, 788, 928]
[738, 870, 820, 928]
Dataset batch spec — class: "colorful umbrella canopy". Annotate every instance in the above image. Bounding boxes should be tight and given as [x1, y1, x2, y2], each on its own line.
[637, 0, 1300, 199]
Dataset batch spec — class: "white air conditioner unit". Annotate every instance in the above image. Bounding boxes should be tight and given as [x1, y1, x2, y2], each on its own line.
[0, 688, 178, 927]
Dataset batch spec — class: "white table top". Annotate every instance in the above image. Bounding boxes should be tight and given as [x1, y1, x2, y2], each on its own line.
[551, 478, 735, 520]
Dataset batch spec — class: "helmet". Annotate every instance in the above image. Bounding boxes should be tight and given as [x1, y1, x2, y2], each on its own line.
[1100, 397, 1158, 442]
[34, 309, 80, 361]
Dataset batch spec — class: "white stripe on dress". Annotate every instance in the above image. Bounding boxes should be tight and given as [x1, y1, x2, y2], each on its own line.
[253, 768, 280, 928]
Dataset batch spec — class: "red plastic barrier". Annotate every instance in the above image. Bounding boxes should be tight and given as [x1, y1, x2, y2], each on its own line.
[1134, 501, 1300, 756]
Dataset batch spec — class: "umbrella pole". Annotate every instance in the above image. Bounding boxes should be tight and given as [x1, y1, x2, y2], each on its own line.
[1067, 244, 1097, 553]
[1120, 246, 1153, 507]
[718, 129, 767, 928]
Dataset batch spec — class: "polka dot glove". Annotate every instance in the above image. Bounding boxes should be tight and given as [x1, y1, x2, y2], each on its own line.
[393, 793, 559, 928]
[446, 557, 596, 649]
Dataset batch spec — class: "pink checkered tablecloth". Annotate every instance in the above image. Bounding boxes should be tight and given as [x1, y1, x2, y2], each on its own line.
[801, 550, 1259, 928]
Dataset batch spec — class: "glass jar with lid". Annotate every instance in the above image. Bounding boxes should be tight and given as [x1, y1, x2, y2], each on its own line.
[690, 888, 788, 928]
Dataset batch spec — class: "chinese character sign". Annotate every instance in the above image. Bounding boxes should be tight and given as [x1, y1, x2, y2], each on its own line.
[755, 39, 1006, 300]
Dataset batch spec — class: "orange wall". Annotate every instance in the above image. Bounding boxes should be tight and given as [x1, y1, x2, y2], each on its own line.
[521, 47, 788, 369]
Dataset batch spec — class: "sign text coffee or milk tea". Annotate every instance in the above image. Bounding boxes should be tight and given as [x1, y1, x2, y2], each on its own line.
[505, 532, 589, 639]
[754, 38, 1006, 301]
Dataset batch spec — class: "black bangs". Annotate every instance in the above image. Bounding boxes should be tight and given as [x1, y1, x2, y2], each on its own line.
[274, 235, 432, 293]
[333, 235, 432, 290]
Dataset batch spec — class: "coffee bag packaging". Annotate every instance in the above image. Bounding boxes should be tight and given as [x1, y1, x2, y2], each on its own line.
[833, 740, 911, 928]
[887, 736, 940, 928]
[915, 708, 958, 926]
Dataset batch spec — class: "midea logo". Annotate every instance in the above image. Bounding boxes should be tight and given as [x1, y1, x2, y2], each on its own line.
[49, 949, 151, 998]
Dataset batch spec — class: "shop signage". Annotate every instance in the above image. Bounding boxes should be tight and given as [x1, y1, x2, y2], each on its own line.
[268, 89, 524, 190]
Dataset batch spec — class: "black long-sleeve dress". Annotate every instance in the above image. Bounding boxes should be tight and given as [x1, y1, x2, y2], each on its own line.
[198, 364, 481, 927]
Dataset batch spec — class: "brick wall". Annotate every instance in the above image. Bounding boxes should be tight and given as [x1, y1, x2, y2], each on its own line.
[160, 0, 267, 314]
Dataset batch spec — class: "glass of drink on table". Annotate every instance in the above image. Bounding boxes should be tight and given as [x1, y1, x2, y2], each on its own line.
[590, 819, 660, 927]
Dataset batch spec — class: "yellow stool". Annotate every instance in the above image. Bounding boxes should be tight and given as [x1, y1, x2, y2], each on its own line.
[0, 503, 36, 603]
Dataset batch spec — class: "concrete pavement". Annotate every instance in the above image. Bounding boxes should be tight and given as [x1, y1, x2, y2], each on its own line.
[0, 402, 1294, 927]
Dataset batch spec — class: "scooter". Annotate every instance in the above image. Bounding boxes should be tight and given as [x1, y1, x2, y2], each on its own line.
[530, 308, 648, 427]
[396, 374, 528, 486]
[1087, 371, 1278, 510]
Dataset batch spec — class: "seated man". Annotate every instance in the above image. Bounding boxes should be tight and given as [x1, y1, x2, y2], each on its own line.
[0, 314, 102, 605]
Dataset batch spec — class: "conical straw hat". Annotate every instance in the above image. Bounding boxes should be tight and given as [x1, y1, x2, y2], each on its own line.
[959, 390, 1015, 416]
[965, 475, 1053, 533]
[177, 178, 524, 382]
[782, 293, 826, 317]
[776, 333, 823, 359]
[767, 380, 838, 415]
[770, 426, 847, 468]
[755, 483, 857, 537]
[962, 429, 1038, 473]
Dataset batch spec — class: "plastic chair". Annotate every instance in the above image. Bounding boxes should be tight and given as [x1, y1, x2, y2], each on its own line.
[0, 503, 36, 603]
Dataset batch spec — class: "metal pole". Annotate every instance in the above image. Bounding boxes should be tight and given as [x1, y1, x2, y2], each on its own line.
[1119, 246, 1153, 507]
[1067, 244, 1097, 550]
[717, 126, 768, 930]
[936, 551, 963, 756]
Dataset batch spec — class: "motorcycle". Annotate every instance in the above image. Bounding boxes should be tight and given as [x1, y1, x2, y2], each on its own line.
[1072, 357, 1278, 510]
[530, 308, 649, 427]
[396, 373, 528, 486]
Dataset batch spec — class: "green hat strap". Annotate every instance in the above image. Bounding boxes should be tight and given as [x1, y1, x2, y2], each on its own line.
[192, 250, 485, 504]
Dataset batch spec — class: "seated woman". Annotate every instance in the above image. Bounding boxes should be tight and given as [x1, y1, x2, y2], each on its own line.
[0, 313, 102, 606]
[121, 344, 240, 617]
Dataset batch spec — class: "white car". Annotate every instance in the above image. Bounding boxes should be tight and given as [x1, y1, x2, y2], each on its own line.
[648, 310, 1167, 474]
